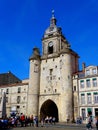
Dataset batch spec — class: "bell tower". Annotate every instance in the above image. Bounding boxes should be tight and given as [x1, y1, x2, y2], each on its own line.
[42, 11, 71, 59]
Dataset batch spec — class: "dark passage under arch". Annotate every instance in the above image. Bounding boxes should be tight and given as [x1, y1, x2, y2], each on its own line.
[40, 99, 58, 122]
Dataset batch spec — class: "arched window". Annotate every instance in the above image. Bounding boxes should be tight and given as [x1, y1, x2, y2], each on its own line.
[48, 41, 53, 54]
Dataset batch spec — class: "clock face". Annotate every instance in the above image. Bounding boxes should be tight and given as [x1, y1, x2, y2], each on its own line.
[49, 42, 53, 47]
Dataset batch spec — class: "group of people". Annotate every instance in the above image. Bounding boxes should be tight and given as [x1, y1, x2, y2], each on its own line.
[40, 116, 56, 127]
[45, 116, 56, 123]
[76, 116, 82, 124]
[0, 113, 38, 129]
[2, 113, 98, 130]
[75, 114, 98, 130]
[0, 113, 56, 129]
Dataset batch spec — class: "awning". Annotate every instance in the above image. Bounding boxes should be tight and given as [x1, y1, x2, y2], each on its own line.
[87, 93, 91, 95]
[80, 80, 84, 82]
[92, 78, 96, 80]
[87, 108, 91, 112]
[93, 92, 98, 95]
[81, 93, 85, 96]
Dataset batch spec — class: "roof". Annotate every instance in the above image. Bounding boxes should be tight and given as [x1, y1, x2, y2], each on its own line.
[0, 71, 21, 86]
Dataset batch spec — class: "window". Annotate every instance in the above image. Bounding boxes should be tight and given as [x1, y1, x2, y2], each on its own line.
[50, 69, 53, 75]
[80, 80, 84, 88]
[1, 89, 4, 94]
[34, 64, 39, 72]
[17, 96, 21, 103]
[60, 60, 63, 69]
[81, 109, 86, 120]
[23, 97, 26, 100]
[55, 65, 57, 68]
[81, 94, 85, 104]
[73, 86, 76, 91]
[50, 76, 52, 80]
[18, 87, 21, 93]
[17, 106, 20, 109]
[48, 42, 53, 54]
[92, 68, 97, 75]
[43, 67, 45, 70]
[86, 79, 90, 87]
[6, 89, 9, 94]
[94, 93, 98, 103]
[58, 77, 60, 80]
[44, 90, 46, 93]
[93, 78, 97, 87]
[87, 108, 92, 115]
[86, 70, 90, 76]
[87, 94, 92, 104]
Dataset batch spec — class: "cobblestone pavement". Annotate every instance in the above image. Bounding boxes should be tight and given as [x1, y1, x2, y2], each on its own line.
[5, 123, 96, 130]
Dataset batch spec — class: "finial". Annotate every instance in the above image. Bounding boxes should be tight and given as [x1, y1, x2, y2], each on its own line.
[52, 10, 55, 18]
[50, 10, 56, 26]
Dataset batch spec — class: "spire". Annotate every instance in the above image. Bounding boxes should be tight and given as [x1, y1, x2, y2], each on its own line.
[50, 10, 57, 26]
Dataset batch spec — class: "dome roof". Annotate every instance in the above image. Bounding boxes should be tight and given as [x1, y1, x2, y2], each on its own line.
[43, 11, 62, 38]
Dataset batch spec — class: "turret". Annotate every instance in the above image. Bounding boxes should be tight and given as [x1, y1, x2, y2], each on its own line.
[27, 48, 40, 116]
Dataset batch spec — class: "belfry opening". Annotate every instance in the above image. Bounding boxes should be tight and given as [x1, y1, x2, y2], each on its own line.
[40, 99, 58, 122]
[48, 45, 53, 54]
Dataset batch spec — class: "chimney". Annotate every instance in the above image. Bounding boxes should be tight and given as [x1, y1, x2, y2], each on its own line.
[82, 62, 86, 71]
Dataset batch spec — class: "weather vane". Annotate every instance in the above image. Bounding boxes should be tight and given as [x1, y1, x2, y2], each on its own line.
[52, 10, 55, 17]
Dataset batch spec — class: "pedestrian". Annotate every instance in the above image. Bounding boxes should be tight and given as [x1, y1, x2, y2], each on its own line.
[41, 117, 44, 127]
[52, 117, 56, 124]
[33, 116, 38, 127]
[96, 116, 98, 130]
[86, 114, 93, 130]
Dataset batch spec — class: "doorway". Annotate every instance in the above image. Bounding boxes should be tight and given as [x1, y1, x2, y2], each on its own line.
[40, 99, 58, 122]
[95, 108, 98, 116]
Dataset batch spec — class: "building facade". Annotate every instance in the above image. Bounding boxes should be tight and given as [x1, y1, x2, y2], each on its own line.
[0, 13, 97, 122]
[0, 82, 29, 117]
[73, 64, 98, 121]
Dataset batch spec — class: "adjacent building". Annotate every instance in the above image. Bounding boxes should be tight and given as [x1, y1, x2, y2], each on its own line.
[73, 64, 98, 121]
[0, 81, 29, 117]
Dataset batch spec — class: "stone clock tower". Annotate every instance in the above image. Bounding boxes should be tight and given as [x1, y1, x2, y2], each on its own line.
[27, 12, 79, 122]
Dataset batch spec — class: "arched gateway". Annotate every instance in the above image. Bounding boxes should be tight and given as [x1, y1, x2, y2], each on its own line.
[40, 99, 58, 122]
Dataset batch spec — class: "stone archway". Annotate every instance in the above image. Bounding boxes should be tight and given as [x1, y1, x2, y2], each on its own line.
[40, 99, 58, 122]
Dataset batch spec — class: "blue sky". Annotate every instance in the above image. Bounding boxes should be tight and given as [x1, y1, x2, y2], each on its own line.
[0, 0, 98, 80]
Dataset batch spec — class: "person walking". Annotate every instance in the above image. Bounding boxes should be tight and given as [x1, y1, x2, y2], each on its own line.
[33, 116, 38, 127]
[41, 117, 44, 127]
[86, 114, 93, 130]
[52, 117, 56, 125]
[96, 116, 98, 130]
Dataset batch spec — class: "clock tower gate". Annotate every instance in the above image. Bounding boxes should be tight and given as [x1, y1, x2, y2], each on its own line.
[28, 12, 79, 122]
